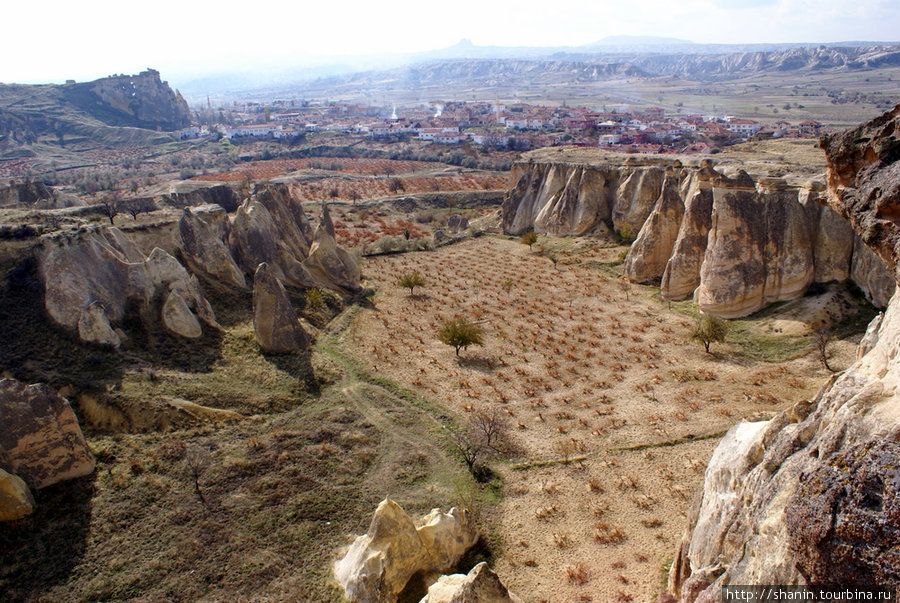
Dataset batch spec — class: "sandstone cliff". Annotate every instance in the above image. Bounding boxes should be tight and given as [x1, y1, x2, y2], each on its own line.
[666, 105, 900, 601]
[503, 154, 895, 317]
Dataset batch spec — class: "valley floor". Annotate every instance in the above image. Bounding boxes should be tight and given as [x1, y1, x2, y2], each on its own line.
[351, 235, 862, 602]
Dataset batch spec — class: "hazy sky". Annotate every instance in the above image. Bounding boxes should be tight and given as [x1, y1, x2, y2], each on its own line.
[4, 0, 898, 85]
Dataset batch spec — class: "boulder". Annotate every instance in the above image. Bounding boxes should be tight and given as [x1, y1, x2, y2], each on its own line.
[0, 468, 35, 521]
[420, 562, 523, 603]
[447, 214, 468, 233]
[334, 499, 478, 603]
[161, 291, 203, 339]
[77, 301, 121, 347]
[0, 379, 95, 489]
[252, 263, 310, 353]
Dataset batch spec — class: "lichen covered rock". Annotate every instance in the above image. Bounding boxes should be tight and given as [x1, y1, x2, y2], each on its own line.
[0, 379, 95, 490]
[786, 439, 900, 586]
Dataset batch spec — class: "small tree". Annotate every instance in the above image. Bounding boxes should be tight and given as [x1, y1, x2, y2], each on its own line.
[618, 278, 632, 301]
[397, 271, 426, 296]
[520, 231, 538, 249]
[438, 316, 484, 357]
[387, 177, 405, 193]
[692, 314, 730, 353]
[812, 326, 834, 372]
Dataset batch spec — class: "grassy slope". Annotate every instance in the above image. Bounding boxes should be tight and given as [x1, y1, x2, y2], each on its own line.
[0, 265, 479, 602]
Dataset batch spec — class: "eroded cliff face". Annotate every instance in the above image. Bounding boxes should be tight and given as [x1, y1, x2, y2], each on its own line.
[666, 104, 900, 601]
[503, 156, 895, 317]
[33, 183, 360, 346]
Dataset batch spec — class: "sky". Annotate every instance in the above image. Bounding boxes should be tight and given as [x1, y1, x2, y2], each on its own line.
[3, 0, 899, 86]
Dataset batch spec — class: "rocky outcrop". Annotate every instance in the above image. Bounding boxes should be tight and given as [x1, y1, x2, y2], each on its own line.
[666, 104, 900, 601]
[503, 155, 895, 317]
[252, 263, 310, 353]
[66, 69, 191, 131]
[304, 204, 361, 293]
[0, 180, 54, 208]
[178, 205, 246, 288]
[0, 468, 34, 521]
[786, 440, 900, 586]
[447, 214, 469, 233]
[0, 379, 95, 490]
[37, 226, 218, 346]
[420, 562, 523, 603]
[227, 186, 359, 292]
[334, 499, 478, 603]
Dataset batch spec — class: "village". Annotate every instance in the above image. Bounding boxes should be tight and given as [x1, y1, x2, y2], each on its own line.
[180, 98, 828, 154]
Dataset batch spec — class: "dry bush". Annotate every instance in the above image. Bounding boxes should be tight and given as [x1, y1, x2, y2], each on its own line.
[565, 562, 590, 585]
[553, 532, 573, 548]
[594, 522, 627, 545]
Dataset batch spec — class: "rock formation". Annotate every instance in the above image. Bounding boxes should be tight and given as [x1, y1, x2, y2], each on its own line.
[227, 186, 359, 293]
[666, 104, 900, 601]
[0, 379, 95, 490]
[503, 155, 895, 317]
[334, 498, 478, 603]
[66, 69, 191, 131]
[37, 226, 218, 346]
[0, 467, 34, 521]
[178, 205, 246, 288]
[420, 562, 523, 603]
[447, 214, 469, 233]
[0, 180, 54, 208]
[304, 204, 361, 293]
[252, 263, 311, 353]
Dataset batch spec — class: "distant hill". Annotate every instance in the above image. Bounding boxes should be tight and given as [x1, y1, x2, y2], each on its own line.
[0, 69, 190, 157]
[281, 44, 900, 103]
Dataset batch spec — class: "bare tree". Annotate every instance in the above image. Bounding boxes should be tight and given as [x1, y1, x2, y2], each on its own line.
[618, 278, 632, 301]
[185, 446, 211, 509]
[449, 406, 509, 478]
[812, 326, 834, 372]
[99, 190, 122, 225]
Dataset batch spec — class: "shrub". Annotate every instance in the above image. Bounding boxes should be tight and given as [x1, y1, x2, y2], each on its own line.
[397, 271, 425, 296]
[520, 231, 538, 249]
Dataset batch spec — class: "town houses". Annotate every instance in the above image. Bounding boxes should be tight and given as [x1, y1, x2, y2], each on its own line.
[200, 98, 831, 155]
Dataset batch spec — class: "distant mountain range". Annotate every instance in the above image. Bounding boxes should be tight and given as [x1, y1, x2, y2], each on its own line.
[174, 39, 900, 103]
